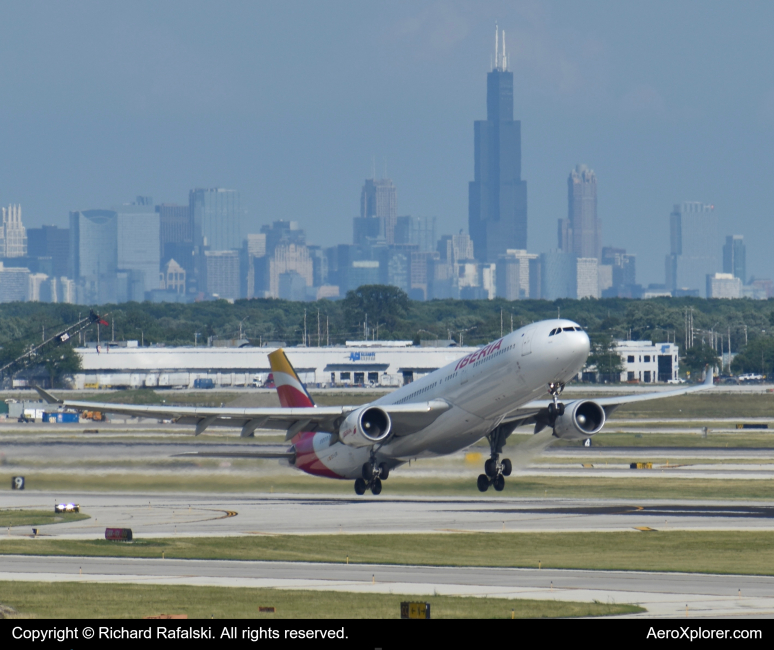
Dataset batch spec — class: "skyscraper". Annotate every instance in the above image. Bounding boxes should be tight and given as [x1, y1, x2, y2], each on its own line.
[496, 249, 538, 299]
[665, 202, 719, 298]
[723, 235, 746, 283]
[158, 204, 192, 256]
[189, 188, 241, 251]
[354, 178, 397, 245]
[69, 209, 118, 304]
[0, 205, 27, 258]
[27, 225, 70, 277]
[204, 250, 241, 299]
[114, 202, 160, 297]
[559, 164, 600, 259]
[540, 250, 575, 300]
[394, 216, 436, 252]
[469, 26, 528, 262]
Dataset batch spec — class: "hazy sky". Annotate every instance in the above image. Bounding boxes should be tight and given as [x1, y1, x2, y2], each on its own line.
[1, 1, 773, 286]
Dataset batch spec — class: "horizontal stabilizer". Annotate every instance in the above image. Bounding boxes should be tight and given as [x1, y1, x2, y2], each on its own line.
[33, 385, 62, 405]
[174, 449, 296, 461]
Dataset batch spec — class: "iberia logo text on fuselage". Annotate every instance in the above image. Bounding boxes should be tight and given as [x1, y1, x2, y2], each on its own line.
[454, 338, 504, 371]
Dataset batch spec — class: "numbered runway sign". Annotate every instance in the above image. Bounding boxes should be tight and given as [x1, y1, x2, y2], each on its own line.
[12, 476, 25, 490]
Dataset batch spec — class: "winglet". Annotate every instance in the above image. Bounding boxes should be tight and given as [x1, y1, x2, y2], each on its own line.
[33, 385, 62, 404]
[704, 366, 714, 386]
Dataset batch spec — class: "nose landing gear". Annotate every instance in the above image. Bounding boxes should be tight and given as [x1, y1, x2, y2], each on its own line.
[547, 382, 565, 421]
[354, 458, 389, 495]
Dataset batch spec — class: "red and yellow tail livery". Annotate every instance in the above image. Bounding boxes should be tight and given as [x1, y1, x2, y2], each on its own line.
[268, 349, 315, 408]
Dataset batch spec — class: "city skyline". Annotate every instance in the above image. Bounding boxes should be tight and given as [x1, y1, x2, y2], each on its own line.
[1, 3, 773, 288]
[0, 40, 767, 305]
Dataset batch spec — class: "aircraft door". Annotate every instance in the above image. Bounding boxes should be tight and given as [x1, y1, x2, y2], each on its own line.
[521, 328, 535, 356]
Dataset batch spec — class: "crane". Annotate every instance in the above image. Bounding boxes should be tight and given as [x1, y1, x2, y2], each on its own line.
[0, 310, 109, 378]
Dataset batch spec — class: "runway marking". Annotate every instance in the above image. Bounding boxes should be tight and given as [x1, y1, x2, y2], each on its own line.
[245, 532, 280, 536]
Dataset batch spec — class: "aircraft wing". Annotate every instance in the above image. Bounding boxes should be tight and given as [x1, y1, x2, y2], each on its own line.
[498, 368, 714, 429]
[33, 387, 451, 438]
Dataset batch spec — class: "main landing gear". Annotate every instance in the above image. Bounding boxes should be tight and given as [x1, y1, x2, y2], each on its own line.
[354, 457, 389, 496]
[477, 425, 514, 492]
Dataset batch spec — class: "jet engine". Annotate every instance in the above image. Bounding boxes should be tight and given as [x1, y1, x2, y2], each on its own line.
[552, 400, 606, 439]
[339, 406, 392, 447]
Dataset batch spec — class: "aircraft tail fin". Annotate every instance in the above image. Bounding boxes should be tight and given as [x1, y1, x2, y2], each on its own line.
[268, 348, 316, 408]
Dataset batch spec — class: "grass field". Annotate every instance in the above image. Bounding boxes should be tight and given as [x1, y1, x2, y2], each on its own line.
[3, 530, 774, 576]
[0, 581, 641, 619]
[2, 472, 772, 499]
[610, 393, 774, 419]
[0, 510, 89, 528]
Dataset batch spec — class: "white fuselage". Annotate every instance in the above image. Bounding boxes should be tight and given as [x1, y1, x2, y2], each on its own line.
[302, 319, 590, 479]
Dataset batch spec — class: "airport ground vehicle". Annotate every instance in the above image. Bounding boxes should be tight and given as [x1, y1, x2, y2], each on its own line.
[36, 319, 712, 495]
[54, 503, 80, 513]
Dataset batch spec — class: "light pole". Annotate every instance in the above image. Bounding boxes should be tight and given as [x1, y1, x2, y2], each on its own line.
[238, 317, 249, 341]
[458, 326, 477, 347]
[417, 329, 436, 344]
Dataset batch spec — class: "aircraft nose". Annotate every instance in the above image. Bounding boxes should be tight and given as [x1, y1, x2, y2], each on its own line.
[566, 329, 591, 362]
[580, 330, 591, 355]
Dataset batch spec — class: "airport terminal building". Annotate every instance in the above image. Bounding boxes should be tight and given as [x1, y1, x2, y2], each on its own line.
[70, 338, 680, 390]
[71, 341, 478, 390]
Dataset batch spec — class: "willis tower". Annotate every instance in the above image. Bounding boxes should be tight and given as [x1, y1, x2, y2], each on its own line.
[469, 26, 528, 262]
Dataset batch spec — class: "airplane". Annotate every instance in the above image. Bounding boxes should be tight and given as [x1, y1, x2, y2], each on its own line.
[36, 318, 713, 495]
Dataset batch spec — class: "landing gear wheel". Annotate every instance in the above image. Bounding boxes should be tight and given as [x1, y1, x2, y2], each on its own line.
[484, 458, 498, 478]
[477, 474, 490, 492]
[502, 458, 512, 477]
[370, 477, 382, 495]
[362, 463, 372, 481]
[378, 463, 390, 480]
[493, 474, 505, 491]
[354, 478, 367, 495]
[548, 402, 565, 420]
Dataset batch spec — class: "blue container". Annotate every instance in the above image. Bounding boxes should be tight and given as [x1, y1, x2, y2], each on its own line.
[44, 412, 80, 423]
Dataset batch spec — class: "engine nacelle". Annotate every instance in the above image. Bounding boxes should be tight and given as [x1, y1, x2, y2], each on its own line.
[552, 400, 606, 440]
[339, 406, 392, 447]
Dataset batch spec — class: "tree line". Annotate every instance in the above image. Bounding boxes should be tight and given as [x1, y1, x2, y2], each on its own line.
[2, 286, 774, 382]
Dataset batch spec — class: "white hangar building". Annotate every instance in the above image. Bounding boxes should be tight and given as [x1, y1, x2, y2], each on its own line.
[72, 341, 478, 390]
[614, 340, 680, 383]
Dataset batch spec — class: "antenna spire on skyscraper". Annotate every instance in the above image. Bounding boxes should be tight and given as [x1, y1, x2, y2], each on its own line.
[494, 22, 499, 70]
[502, 30, 506, 70]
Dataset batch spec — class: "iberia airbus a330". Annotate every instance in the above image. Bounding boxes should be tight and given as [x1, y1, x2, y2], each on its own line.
[36, 319, 712, 495]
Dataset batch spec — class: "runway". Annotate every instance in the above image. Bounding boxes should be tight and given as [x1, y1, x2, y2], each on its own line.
[4, 438, 774, 480]
[4, 493, 774, 537]
[2, 553, 773, 618]
[3, 430, 774, 618]
[3, 493, 774, 617]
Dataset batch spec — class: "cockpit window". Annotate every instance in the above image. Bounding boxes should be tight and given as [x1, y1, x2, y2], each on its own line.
[575, 327, 583, 331]
[549, 328, 557, 336]
[563, 327, 575, 332]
